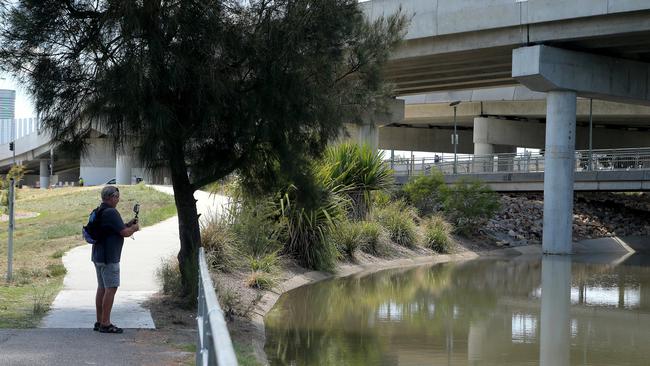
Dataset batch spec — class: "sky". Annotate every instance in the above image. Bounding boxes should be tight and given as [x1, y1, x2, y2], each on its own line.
[0, 72, 37, 119]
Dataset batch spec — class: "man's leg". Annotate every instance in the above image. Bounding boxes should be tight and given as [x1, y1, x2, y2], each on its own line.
[95, 287, 105, 323]
[101, 287, 118, 326]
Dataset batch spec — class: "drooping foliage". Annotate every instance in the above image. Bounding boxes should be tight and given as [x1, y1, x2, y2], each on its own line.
[0, 0, 406, 296]
[318, 142, 393, 220]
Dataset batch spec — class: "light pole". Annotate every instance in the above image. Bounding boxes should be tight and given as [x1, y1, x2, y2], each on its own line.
[1, 107, 15, 281]
[450, 101, 461, 174]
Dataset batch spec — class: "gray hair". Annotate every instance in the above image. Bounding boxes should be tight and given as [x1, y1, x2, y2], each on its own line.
[101, 186, 120, 200]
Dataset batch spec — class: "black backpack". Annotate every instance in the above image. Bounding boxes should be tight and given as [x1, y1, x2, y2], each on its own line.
[82, 206, 106, 244]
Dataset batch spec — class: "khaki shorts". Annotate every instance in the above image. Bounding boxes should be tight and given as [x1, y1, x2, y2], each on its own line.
[94, 262, 120, 288]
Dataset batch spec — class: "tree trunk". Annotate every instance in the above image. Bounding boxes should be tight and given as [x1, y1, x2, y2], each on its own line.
[169, 151, 201, 302]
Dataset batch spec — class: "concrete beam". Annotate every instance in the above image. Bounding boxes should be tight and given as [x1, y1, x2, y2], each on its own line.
[360, 98, 405, 127]
[379, 126, 473, 153]
[513, 45, 650, 105]
[345, 123, 379, 151]
[473, 117, 650, 150]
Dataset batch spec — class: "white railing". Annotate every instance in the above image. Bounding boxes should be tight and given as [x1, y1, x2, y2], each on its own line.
[0, 118, 41, 144]
[388, 148, 650, 176]
[197, 248, 238, 366]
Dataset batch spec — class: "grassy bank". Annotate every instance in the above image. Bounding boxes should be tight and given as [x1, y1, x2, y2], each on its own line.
[0, 184, 176, 328]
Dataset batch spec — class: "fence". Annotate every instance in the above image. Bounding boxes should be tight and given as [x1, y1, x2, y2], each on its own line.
[388, 148, 650, 176]
[196, 248, 238, 366]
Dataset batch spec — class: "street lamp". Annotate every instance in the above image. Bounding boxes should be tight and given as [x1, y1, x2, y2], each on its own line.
[449, 101, 461, 174]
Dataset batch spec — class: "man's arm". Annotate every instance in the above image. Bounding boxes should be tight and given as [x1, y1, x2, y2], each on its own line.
[104, 208, 140, 238]
[120, 223, 140, 237]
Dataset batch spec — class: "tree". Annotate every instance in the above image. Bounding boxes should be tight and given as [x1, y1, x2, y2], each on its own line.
[0, 0, 406, 298]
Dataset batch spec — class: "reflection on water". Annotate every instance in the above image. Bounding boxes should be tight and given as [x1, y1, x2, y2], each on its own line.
[265, 255, 650, 365]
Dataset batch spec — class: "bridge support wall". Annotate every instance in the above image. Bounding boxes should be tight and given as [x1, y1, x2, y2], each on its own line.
[39, 160, 49, 190]
[116, 143, 134, 185]
[345, 99, 405, 151]
[80, 138, 116, 186]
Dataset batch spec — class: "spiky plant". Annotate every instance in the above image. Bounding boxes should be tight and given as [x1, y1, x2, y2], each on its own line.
[319, 142, 393, 221]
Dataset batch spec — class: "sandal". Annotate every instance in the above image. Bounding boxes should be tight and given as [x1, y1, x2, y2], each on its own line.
[93, 322, 100, 331]
[99, 324, 123, 334]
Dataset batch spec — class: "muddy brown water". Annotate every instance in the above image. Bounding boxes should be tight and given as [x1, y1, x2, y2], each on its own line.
[265, 255, 650, 366]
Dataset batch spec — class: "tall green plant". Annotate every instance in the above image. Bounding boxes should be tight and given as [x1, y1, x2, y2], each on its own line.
[374, 200, 418, 248]
[443, 178, 500, 235]
[280, 184, 347, 271]
[319, 143, 393, 220]
[0, 164, 27, 210]
[403, 170, 446, 216]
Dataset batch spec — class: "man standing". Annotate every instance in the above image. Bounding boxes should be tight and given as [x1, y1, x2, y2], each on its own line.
[92, 186, 140, 333]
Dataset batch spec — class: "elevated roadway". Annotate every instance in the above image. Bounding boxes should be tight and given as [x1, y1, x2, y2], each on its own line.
[362, 0, 650, 95]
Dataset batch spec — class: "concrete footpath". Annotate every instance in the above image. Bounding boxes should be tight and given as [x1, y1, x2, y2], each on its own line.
[1, 186, 227, 366]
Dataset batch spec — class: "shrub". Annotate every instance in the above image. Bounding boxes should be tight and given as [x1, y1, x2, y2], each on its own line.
[332, 221, 363, 260]
[32, 286, 52, 315]
[371, 190, 391, 209]
[156, 258, 184, 296]
[443, 178, 500, 235]
[248, 252, 279, 273]
[358, 220, 386, 255]
[403, 171, 446, 216]
[201, 211, 241, 272]
[374, 200, 418, 248]
[422, 215, 454, 253]
[246, 252, 279, 290]
[230, 199, 284, 258]
[318, 143, 393, 220]
[46, 264, 67, 277]
[280, 185, 344, 272]
[246, 271, 277, 290]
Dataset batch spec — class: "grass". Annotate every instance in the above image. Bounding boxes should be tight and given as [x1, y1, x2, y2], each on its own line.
[422, 215, 454, 253]
[374, 200, 418, 248]
[0, 184, 176, 328]
[234, 342, 260, 366]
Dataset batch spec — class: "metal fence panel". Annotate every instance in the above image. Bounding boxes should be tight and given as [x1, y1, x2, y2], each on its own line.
[387, 147, 650, 177]
[197, 248, 238, 366]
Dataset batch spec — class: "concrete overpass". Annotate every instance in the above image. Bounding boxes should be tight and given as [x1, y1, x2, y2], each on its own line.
[360, 0, 650, 254]
[379, 86, 650, 154]
[0, 119, 167, 187]
[361, 0, 650, 95]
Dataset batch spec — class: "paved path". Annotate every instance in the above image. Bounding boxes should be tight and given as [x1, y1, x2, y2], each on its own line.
[40, 186, 227, 329]
[0, 329, 188, 366]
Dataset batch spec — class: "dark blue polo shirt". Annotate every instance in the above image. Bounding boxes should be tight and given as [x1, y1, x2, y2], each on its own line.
[91, 203, 126, 264]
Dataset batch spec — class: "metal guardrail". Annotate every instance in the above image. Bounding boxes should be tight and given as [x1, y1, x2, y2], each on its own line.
[388, 147, 650, 176]
[197, 248, 238, 366]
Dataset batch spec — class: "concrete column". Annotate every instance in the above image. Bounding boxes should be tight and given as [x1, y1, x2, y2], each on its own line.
[539, 256, 571, 366]
[358, 123, 378, 151]
[116, 143, 134, 185]
[39, 160, 49, 190]
[543, 91, 577, 254]
[473, 117, 494, 172]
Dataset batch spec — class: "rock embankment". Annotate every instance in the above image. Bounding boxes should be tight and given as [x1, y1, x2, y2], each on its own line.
[485, 192, 650, 245]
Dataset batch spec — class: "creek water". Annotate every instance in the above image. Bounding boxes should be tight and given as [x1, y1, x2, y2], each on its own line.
[264, 255, 650, 365]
